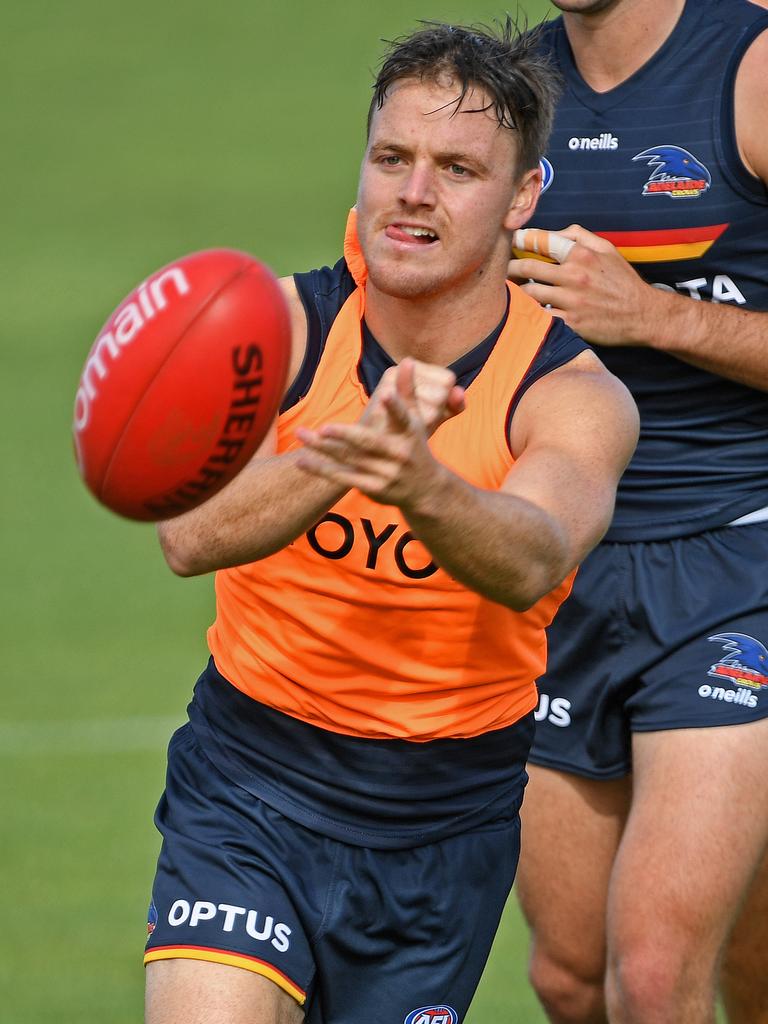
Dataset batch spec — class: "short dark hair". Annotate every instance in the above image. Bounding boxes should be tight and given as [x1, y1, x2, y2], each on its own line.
[367, 17, 560, 174]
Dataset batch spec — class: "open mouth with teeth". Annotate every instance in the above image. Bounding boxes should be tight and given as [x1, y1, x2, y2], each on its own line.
[387, 224, 439, 245]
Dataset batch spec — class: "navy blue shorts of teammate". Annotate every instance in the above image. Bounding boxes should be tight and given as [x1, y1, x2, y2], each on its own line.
[531, 521, 768, 778]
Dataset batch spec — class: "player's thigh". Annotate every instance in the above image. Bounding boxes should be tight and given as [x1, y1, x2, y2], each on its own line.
[608, 719, 768, 956]
[145, 726, 323, 1009]
[517, 765, 630, 971]
[146, 958, 304, 1024]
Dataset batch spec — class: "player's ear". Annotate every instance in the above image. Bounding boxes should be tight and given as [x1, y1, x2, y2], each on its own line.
[503, 166, 541, 231]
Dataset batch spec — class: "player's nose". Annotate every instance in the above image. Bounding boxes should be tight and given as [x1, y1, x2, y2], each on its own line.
[399, 161, 437, 208]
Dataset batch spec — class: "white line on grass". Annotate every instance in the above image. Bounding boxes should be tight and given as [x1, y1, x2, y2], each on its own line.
[0, 716, 184, 755]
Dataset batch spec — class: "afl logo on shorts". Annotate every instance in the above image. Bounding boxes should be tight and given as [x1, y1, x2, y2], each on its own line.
[404, 1007, 459, 1024]
[539, 157, 554, 194]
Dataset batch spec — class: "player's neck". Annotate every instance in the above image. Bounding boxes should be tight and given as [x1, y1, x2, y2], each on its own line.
[363, 270, 509, 367]
[562, 0, 686, 92]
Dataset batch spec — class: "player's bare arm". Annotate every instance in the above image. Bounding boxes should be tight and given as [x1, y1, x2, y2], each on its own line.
[298, 351, 638, 611]
[157, 280, 466, 576]
[509, 31, 768, 392]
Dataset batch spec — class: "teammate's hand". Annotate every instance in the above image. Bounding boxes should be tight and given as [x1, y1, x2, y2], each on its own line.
[509, 224, 660, 347]
[296, 359, 447, 507]
[362, 358, 465, 435]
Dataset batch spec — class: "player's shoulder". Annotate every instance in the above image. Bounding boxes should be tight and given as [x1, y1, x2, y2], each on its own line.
[714, 0, 768, 26]
[280, 258, 358, 410]
[291, 258, 357, 328]
[521, 346, 639, 438]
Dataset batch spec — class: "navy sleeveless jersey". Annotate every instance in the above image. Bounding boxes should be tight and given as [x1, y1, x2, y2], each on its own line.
[535, 0, 768, 541]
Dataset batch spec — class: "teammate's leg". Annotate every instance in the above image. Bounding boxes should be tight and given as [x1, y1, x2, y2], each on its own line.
[720, 846, 768, 1023]
[516, 765, 631, 1023]
[604, 719, 768, 1024]
[145, 960, 304, 1024]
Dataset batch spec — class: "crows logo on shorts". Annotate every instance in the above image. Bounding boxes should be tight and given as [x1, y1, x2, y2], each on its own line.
[404, 1006, 459, 1024]
[633, 145, 711, 199]
[707, 633, 768, 690]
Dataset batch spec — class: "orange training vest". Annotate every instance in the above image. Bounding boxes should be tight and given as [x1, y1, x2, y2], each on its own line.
[208, 216, 574, 740]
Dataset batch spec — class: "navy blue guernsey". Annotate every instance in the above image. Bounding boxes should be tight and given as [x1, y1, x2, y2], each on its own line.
[286, 257, 588, 411]
[535, 0, 768, 541]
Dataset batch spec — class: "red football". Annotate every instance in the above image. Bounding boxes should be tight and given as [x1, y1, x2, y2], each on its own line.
[73, 249, 291, 521]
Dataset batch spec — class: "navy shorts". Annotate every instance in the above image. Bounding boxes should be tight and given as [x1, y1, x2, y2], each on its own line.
[145, 724, 522, 1022]
[530, 522, 768, 779]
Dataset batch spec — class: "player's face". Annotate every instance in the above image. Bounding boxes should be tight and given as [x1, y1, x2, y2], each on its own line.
[356, 77, 538, 301]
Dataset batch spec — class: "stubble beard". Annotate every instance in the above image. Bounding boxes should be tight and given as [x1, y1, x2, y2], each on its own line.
[365, 258, 458, 301]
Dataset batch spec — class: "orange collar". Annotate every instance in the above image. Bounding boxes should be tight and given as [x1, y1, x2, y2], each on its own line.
[342, 207, 367, 288]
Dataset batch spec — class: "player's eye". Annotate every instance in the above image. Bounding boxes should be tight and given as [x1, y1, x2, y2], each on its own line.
[449, 164, 469, 176]
[381, 155, 402, 166]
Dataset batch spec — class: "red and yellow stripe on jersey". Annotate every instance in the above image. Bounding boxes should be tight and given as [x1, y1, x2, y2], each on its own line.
[208, 214, 574, 741]
[513, 223, 729, 264]
[599, 223, 729, 262]
[144, 945, 306, 1003]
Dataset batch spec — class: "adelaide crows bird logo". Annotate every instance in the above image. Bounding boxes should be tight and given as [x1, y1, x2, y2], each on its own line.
[634, 145, 711, 199]
[708, 633, 768, 689]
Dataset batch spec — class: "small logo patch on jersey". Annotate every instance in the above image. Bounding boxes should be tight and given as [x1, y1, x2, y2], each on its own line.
[404, 1006, 459, 1024]
[633, 145, 711, 198]
[707, 633, 768, 690]
[539, 157, 554, 194]
[147, 900, 158, 939]
[567, 133, 618, 152]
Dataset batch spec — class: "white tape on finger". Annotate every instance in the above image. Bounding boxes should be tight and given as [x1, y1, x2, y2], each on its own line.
[513, 228, 575, 263]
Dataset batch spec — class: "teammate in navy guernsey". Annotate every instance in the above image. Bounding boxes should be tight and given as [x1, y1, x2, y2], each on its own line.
[509, 2, 768, 1022]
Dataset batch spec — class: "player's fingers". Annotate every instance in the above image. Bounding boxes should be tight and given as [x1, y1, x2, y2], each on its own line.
[413, 381, 463, 415]
[540, 307, 568, 324]
[557, 224, 616, 254]
[382, 388, 421, 432]
[508, 258, 564, 284]
[395, 358, 420, 406]
[512, 227, 575, 263]
[410, 360, 458, 387]
[297, 449, 400, 498]
[518, 281, 566, 309]
[304, 423, 398, 459]
[446, 385, 466, 417]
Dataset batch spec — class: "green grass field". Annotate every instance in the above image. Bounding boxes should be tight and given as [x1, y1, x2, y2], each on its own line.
[4, 2, 553, 1019]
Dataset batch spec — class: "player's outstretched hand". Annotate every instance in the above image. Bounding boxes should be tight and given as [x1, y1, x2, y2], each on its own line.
[363, 358, 465, 436]
[296, 359, 450, 507]
[509, 224, 658, 347]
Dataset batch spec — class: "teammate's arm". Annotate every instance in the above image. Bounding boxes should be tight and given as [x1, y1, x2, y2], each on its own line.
[297, 352, 638, 611]
[510, 29, 768, 392]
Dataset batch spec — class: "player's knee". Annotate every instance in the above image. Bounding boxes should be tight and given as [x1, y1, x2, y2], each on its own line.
[606, 938, 714, 1020]
[529, 947, 607, 1023]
